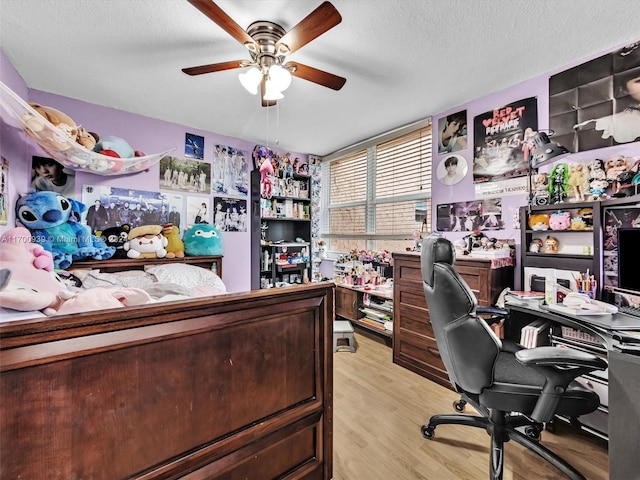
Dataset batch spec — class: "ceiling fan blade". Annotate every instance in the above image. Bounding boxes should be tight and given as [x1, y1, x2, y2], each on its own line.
[182, 60, 248, 76]
[261, 78, 277, 108]
[275, 1, 342, 55]
[187, 0, 257, 50]
[288, 62, 346, 90]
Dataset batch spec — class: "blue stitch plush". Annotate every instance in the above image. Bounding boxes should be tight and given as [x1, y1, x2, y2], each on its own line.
[183, 224, 224, 256]
[15, 191, 115, 269]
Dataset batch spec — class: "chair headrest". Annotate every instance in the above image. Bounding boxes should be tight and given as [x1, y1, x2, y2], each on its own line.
[421, 235, 455, 287]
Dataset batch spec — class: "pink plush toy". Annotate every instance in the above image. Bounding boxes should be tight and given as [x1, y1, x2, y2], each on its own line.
[0, 227, 71, 313]
[0, 227, 150, 316]
[548, 211, 571, 231]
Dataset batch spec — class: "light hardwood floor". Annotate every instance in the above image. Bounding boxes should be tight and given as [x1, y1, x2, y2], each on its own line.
[332, 330, 609, 480]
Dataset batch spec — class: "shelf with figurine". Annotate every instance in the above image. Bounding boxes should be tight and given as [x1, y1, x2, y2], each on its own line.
[0, 81, 175, 176]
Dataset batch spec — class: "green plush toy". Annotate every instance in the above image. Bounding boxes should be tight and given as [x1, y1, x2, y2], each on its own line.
[183, 224, 224, 256]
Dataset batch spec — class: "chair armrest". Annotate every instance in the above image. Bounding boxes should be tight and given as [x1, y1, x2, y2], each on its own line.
[475, 306, 508, 325]
[516, 346, 607, 370]
[515, 346, 608, 422]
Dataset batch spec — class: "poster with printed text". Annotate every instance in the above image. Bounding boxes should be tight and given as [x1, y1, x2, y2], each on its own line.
[473, 97, 538, 184]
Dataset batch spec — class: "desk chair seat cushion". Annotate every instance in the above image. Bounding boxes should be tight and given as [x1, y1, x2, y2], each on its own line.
[481, 351, 601, 417]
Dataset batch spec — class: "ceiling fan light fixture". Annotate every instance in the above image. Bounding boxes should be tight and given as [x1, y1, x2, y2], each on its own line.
[268, 64, 292, 92]
[264, 79, 284, 101]
[239, 67, 262, 95]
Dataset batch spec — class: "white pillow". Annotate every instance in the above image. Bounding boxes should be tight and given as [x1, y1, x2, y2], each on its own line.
[112, 270, 157, 289]
[144, 263, 226, 291]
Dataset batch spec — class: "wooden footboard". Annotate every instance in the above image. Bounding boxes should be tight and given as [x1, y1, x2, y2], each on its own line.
[0, 283, 334, 479]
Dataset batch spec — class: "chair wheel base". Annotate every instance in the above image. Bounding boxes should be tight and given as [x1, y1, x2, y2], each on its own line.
[421, 424, 435, 439]
[453, 399, 466, 412]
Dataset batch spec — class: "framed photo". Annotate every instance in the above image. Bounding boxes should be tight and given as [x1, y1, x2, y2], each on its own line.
[185, 133, 204, 160]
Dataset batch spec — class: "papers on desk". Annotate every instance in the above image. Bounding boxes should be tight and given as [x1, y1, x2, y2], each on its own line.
[543, 303, 613, 317]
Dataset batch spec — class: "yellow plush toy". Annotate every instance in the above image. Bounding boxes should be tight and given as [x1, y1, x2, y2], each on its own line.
[162, 224, 185, 259]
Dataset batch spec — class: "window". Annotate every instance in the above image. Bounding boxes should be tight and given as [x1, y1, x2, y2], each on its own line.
[322, 120, 432, 253]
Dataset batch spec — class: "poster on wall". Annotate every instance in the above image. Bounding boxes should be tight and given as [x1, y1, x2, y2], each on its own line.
[185, 133, 204, 160]
[437, 154, 468, 185]
[435, 198, 504, 232]
[437, 110, 468, 154]
[31, 156, 75, 198]
[187, 196, 210, 227]
[81, 185, 183, 233]
[159, 156, 211, 194]
[550, 41, 640, 153]
[214, 197, 248, 232]
[473, 96, 538, 184]
[212, 144, 250, 197]
[0, 156, 8, 226]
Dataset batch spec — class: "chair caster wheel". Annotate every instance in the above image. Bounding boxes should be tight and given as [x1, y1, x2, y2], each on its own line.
[421, 424, 435, 439]
[453, 399, 466, 413]
[524, 425, 541, 441]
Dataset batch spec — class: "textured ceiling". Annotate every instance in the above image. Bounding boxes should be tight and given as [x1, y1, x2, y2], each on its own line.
[2, 0, 640, 156]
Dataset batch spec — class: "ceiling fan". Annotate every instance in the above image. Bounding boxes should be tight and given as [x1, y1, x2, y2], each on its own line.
[182, 0, 347, 107]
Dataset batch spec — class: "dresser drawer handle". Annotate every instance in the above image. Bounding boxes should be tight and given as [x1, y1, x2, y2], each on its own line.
[427, 347, 439, 356]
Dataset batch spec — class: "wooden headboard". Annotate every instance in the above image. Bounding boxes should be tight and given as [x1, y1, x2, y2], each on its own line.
[70, 255, 223, 276]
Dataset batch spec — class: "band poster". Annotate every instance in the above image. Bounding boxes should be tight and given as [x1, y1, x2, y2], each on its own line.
[473, 96, 538, 184]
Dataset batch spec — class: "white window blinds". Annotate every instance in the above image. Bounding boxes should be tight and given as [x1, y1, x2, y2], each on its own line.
[323, 122, 432, 253]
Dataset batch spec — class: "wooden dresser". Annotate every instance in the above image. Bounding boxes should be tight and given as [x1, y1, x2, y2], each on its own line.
[392, 252, 514, 388]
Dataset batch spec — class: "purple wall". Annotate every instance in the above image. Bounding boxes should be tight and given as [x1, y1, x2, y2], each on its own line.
[0, 48, 307, 293]
[431, 41, 640, 289]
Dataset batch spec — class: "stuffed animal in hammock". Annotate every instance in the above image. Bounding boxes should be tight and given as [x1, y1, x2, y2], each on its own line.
[15, 190, 115, 269]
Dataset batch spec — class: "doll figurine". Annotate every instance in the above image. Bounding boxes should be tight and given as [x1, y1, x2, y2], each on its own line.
[605, 155, 630, 194]
[567, 162, 587, 201]
[549, 163, 569, 204]
[532, 173, 549, 205]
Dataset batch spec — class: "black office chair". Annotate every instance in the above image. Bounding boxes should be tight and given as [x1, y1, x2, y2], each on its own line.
[420, 236, 607, 480]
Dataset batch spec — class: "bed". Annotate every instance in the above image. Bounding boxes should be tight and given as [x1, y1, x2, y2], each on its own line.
[0, 255, 335, 479]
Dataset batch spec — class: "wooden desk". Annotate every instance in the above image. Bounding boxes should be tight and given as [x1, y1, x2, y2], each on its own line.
[335, 284, 393, 341]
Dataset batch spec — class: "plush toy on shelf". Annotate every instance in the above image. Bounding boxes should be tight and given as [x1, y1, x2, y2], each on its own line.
[15, 191, 116, 269]
[96, 224, 131, 259]
[124, 225, 168, 259]
[549, 211, 571, 231]
[183, 224, 224, 256]
[163, 224, 185, 259]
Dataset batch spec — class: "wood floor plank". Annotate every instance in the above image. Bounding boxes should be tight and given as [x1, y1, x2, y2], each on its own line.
[333, 331, 608, 480]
